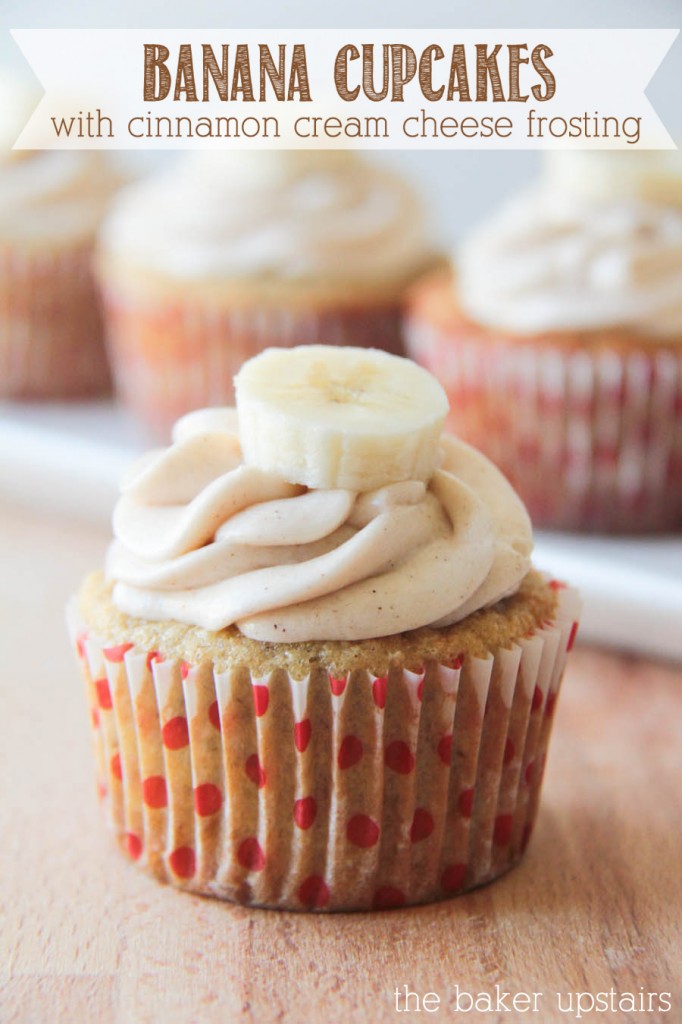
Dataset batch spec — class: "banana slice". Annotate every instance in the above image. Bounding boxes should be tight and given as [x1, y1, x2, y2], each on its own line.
[234, 345, 449, 491]
[545, 150, 682, 207]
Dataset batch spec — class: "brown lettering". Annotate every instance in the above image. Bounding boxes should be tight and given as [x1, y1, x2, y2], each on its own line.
[508, 44, 529, 102]
[202, 44, 228, 101]
[531, 44, 556, 101]
[174, 44, 197, 101]
[476, 44, 504, 102]
[143, 44, 171, 101]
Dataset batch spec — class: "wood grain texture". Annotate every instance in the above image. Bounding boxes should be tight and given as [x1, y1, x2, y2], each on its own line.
[1, 499, 681, 1024]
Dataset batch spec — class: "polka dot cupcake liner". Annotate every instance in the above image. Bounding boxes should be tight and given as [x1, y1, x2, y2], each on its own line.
[406, 303, 682, 533]
[0, 242, 111, 399]
[67, 584, 580, 912]
[100, 285, 406, 439]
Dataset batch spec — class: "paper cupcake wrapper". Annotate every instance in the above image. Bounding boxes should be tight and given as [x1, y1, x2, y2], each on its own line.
[67, 583, 580, 912]
[0, 242, 110, 399]
[406, 315, 682, 532]
[100, 285, 405, 438]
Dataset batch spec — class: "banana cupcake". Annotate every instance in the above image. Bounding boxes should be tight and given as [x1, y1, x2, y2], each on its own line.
[0, 75, 120, 399]
[406, 151, 682, 533]
[97, 151, 441, 438]
[68, 345, 580, 911]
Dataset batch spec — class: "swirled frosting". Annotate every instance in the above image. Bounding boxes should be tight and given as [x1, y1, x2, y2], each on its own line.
[100, 151, 435, 285]
[457, 186, 682, 337]
[0, 74, 119, 244]
[106, 408, 533, 642]
[0, 76, 120, 244]
[0, 150, 120, 244]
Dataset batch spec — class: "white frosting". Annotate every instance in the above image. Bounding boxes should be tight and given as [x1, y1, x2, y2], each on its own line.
[458, 187, 682, 337]
[106, 408, 533, 642]
[0, 150, 120, 242]
[0, 75, 119, 244]
[99, 151, 435, 283]
[545, 150, 682, 209]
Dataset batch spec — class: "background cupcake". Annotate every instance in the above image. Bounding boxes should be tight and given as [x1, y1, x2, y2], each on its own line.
[98, 151, 442, 438]
[406, 150, 682, 534]
[68, 345, 580, 911]
[0, 75, 120, 399]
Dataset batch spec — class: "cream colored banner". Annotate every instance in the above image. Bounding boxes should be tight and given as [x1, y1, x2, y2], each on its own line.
[10, 28, 679, 150]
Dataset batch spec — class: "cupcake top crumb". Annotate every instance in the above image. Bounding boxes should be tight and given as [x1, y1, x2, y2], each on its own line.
[80, 568, 557, 676]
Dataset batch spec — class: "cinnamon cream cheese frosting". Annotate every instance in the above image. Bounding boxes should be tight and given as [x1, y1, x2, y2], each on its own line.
[458, 179, 682, 338]
[106, 407, 533, 642]
[99, 151, 435, 286]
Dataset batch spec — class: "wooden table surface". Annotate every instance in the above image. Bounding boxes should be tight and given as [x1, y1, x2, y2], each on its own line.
[1, 498, 681, 1024]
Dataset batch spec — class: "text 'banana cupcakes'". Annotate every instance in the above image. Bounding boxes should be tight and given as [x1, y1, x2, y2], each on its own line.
[68, 345, 580, 911]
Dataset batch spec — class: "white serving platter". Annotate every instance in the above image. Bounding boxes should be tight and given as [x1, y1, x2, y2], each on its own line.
[2, 400, 681, 663]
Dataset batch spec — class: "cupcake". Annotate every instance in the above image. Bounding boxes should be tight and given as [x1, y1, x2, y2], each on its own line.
[0, 76, 120, 399]
[97, 151, 441, 438]
[406, 151, 682, 533]
[67, 345, 580, 911]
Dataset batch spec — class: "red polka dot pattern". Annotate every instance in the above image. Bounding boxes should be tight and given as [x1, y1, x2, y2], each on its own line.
[567, 621, 579, 651]
[76, 632, 88, 658]
[372, 676, 388, 709]
[451, 655, 463, 670]
[545, 692, 557, 718]
[329, 674, 346, 696]
[417, 679, 424, 702]
[103, 643, 134, 663]
[373, 886, 406, 910]
[437, 734, 453, 766]
[208, 700, 221, 731]
[458, 787, 474, 818]
[503, 738, 515, 765]
[169, 846, 196, 878]
[94, 678, 112, 711]
[194, 782, 223, 816]
[441, 863, 467, 893]
[245, 754, 266, 788]
[385, 740, 415, 775]
[338, 735, 363, 770]
[347, 814, 380, 848]
[162, 716, 190, 750]
[410, 808, 435, 843]
[253, 685, 269, 717]
[142, 775, 168, 808]
[298, 874, 330, 908]
[493, 813, 514, 847]
[294, 719, 311, 753]
[110, 753, 122, 781]
[90, 708, 99, 729]
[237, 837, 265, 871]
[125, 833, 143, 860]
[180, 661, 191, 679]
[524, 760, 535, 785]
[293, 796, 317, 830]
[531, 686, 543, 712]
[146, 650, 164, 670]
